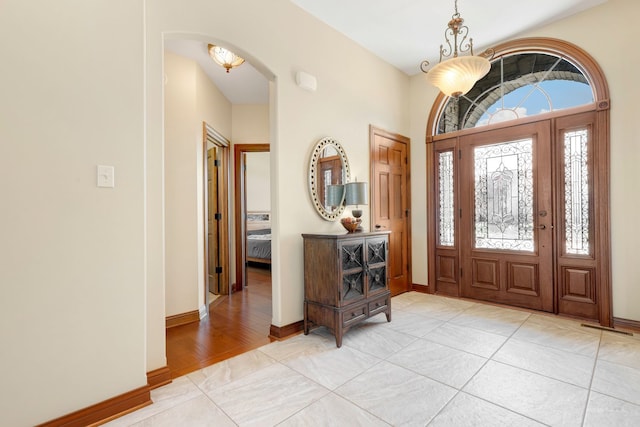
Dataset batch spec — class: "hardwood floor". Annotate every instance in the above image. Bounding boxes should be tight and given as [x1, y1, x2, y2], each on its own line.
[165, 264, 273, 378]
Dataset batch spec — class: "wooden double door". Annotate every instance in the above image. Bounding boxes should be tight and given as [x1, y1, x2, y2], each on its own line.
[430, 112, 610, 322]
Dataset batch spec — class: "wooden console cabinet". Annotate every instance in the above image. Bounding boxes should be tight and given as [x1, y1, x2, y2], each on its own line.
[302, 230, 391, 347]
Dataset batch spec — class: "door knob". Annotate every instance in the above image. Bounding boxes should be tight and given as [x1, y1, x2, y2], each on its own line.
[536, 224, 546, 229]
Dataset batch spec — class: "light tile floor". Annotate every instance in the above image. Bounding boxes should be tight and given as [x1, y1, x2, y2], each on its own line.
[106, 292, 640, 426]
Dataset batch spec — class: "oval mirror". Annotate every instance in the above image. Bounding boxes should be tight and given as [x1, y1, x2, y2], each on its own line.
[308, 137, 351, 221]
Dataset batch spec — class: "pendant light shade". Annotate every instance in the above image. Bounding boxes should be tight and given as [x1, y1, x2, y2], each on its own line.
[425, 55, 490, 97]
[208, 44, 245, 73]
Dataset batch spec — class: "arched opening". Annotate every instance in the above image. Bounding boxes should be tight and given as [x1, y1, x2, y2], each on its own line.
[162, 34, 276, 376]
[425, 38, 612, 326]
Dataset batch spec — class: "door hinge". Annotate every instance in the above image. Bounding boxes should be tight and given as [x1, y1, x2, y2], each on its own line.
[213, 159, 221, 167]
[214, 213, 222, 220]
[215, 266, 223, 274]
[405, 209, 410, 217]
[459, 208, 462, 218]
[458, 150, 462, 159]
[460, 268, 463, 278]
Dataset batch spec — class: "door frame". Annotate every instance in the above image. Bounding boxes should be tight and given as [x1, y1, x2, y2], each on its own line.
[233, 143, 270, 292]
[369, 125, 412, 295]
[203, 122, 231, 301]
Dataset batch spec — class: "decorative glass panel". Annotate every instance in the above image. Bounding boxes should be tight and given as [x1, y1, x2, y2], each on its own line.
[368, 266, 386, 293]
[474, 139, 534, 251]
[564, 129, 590, 255]
[367, 240, 386, 264]
[437, 53, 594, 134]
[438, 151, 455, 246]
[342, 272, 364, 301]
[341, 243, 363, 270]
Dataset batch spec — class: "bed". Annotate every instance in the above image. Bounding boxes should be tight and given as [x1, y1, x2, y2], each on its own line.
[246, 212, 271, 264]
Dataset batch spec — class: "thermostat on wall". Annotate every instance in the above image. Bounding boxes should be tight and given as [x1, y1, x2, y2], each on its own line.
[296, 71, 317, 92]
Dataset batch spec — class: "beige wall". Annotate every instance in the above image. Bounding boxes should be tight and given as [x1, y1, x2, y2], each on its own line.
[246, 152, 271, 212]
[232, 104, 270, 143]
[0, 1, 147, 425]
[408, 0, 640, 321]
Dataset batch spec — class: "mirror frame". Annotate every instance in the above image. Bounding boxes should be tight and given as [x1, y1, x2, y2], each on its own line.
[308, 137, 351, 221]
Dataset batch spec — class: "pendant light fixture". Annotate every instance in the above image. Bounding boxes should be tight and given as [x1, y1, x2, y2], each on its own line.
[420, 0, 492, 97]
[207, 44, 245, 73]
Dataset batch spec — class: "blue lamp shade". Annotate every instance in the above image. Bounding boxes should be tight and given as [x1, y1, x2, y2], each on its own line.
[326, 184, 345, 208]
[345, 182, 368, 206]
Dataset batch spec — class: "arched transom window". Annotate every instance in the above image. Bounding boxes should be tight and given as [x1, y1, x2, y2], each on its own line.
[436, 52, 594, 134]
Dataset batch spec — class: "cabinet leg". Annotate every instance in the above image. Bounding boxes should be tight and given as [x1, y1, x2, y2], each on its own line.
[385, 308, 391, 322]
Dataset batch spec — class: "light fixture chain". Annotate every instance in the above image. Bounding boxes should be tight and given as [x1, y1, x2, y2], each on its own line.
[419, 0, 490, 97]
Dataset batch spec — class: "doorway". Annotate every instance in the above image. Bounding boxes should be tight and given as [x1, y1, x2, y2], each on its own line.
[428, 111, 611, 323]
[425, 38, 612, 326]
[234, 144, 271, 291]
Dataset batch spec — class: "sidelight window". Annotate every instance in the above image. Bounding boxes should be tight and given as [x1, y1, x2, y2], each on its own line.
[563, 129, 590, 255]
[438, 151, 455, 246]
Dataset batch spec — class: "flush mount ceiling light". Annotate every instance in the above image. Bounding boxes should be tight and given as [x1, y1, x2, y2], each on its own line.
[420, 0, 493, 97]
[207, 44, 245, 73]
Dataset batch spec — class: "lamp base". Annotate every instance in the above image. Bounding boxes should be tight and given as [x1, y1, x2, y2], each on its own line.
[352, 209, 364, 231]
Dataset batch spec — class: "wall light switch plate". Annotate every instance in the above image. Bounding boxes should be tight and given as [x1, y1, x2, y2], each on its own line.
[97, 165, 115, 188]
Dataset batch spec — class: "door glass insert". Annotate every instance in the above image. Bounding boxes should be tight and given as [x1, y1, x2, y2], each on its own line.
[474, 138, 534, 251]
[564, 129, 590, 255]
[438, 151, 455, 246]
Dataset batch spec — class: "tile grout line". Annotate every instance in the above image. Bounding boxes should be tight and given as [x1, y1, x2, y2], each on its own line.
[186, 368, 240, 426]
[579, 329, 603, 426]
[427, 306, 537, 424]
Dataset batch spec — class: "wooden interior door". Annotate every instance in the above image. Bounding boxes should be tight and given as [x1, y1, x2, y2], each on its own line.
[370, 126, 411, 296]
[459, 121, 554, 311]
[207, 147, 220, 295]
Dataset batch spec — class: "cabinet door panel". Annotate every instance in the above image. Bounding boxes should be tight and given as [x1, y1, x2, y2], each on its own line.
[341, 242, 364, 271]
[342, 271, 365, 301]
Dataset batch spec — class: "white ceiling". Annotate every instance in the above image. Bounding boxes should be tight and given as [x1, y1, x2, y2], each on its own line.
[164, 38, 269, 105]
[165, 0, 607, 104]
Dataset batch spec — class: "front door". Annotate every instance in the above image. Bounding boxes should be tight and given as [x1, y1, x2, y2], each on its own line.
[459, 121, 554, 311]
[370, 126, 411, 296]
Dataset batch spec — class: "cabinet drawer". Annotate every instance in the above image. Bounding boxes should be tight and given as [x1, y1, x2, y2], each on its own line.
[368, 295, 390, 316]
[341, 304, 367, 327]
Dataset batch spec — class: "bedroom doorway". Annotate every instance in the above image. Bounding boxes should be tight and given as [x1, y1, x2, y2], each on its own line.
[234, 144, 271, 291]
